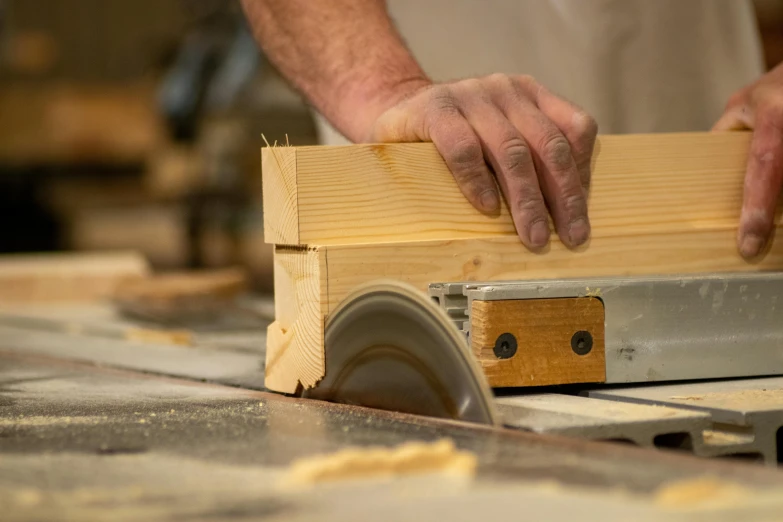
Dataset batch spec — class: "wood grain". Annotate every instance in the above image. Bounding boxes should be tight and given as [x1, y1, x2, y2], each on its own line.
[262, 132, 757, 246]
[0, 251, 149, 303]
[266, 246, 327, 393]
[470, 298, 606, 387]
[322, 227, 783, 313]
[262, 146, 299, 245]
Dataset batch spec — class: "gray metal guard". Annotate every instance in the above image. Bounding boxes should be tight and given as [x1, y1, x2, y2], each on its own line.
[430, 273, 783, 384]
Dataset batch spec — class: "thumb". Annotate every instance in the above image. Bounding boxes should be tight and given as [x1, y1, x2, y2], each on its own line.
[713, 105, 753, 131]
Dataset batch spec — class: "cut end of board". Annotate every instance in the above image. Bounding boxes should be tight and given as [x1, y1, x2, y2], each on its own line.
[265, 245, 327, 393]
[262, 146, 299, 245]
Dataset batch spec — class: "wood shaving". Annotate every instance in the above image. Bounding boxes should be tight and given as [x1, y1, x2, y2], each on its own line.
[654, 476, 754, 508]
[668, 395, 704, 401]
[125, 327, 192, 346]
[280, 438, 477, 487]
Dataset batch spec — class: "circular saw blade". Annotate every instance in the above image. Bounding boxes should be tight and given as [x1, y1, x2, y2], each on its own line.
[302, 280, 499, 426]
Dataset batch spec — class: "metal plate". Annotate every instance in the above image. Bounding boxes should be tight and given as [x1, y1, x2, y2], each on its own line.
[588, 377, 783, 463]
[302, 280, 499, 425]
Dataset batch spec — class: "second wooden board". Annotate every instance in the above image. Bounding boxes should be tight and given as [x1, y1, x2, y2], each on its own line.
[265, 226, 783, 393]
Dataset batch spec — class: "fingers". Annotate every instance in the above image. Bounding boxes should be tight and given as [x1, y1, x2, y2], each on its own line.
[715, 81, 783, 259]
[459, 98, 550, 249]
[370, 74, 598, 250]
[737, 105, 783, 258]
[713, 108, 751, 132]
[530, 80, 598, 193]
[497, 77, 590, 247]
[712, 90, 754, 131]
[425, 92, 501, 214]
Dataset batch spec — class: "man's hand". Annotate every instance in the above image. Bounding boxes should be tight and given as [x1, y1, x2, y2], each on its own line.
[714, 63, 783, 259]
[241, 0, 596, 249]
[370, 75, 597, 250]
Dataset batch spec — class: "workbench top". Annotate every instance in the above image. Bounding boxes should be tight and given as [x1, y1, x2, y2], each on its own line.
[2, 304, 783, 521]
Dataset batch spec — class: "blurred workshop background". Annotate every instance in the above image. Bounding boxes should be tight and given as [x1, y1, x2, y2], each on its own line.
[1, 0, 782, 294]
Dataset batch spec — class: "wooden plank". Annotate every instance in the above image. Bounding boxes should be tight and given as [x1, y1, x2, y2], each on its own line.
[261, 132, 756, 246]
[266, 246, 327, 393]
[469, 298, 606, 388]
[265, 226, 783, 392]
[0, 251, 149, 303]
[322, 228, 783, 312]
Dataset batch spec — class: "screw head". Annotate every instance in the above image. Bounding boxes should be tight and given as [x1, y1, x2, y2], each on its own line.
[494, 333, 518, 359]
[571, 331, 593, 356]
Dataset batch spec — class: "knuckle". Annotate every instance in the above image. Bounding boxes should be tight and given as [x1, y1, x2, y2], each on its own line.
[453, 169, 490, 196]
[448, 137, 484, 172]
[516, 191, 545, 214]
[428, 85, 457, 108]
[515, 74, 536, 87]
[485, 72, 512, 87]
[497, 136, 531, 173]
[571, 110, 598, 140]
[457, 77, 483, 92]
[539, 134, 573, 169]
[751, 144, 776, 166]
[512, 74, 539, 96]
[424, 89, 459, 127]
[562, 192, 587, 215]
[454, 78, 492, 104]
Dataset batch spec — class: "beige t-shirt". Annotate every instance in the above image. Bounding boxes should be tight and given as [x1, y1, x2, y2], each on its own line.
[314, 0, 765, 145]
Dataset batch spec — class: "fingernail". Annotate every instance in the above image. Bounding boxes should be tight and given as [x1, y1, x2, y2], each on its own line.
[529, 220, 550, 248]
[567, 217, 590, 246]
[479, 190, 499, 212]
[739, 234, 765, 258]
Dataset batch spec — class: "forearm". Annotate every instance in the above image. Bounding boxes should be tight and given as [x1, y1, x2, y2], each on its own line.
[240, 0, 430, 142]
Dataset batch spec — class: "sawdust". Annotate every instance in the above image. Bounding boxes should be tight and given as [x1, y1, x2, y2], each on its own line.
[653, 476, 754, 508]
[669, 388, 783, 409]
[0, 415, 109, 427]
[701, 429, 753, 446]
[125, 327, 192, 346]
[279, 438, 477, 487]
[12, 488, 43, 507]
[584, 287, 602, 297]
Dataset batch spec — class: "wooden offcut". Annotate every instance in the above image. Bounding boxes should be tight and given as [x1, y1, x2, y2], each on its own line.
[112, 267, 248, 322]
[469, 298, 606, 388]
[261, 131, 783, 394]
[0, 251, 149, 303]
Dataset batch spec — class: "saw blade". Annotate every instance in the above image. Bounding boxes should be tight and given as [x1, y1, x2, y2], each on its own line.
[301, 280, 499, 425]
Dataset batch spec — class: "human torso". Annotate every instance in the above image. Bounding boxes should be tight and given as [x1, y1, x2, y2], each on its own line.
[314, 0, 765, 144]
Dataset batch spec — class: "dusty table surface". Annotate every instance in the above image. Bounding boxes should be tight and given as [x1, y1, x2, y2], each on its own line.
[3, 302, 783, 521]
[3, 349, 783, 522]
